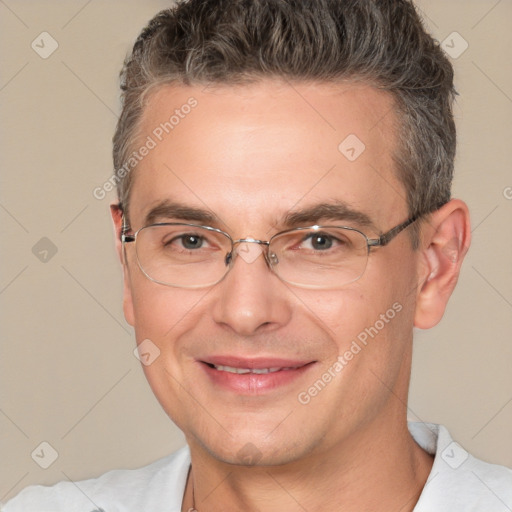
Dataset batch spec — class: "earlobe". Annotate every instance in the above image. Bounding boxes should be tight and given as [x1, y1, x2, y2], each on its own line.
[122, 276, 136, 327]
[414, 199, 471, 329]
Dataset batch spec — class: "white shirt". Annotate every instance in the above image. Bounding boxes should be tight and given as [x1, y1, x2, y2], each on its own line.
[2, 423, 511, 512]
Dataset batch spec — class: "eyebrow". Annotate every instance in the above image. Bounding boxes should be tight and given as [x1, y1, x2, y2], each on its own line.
[143, 199, 377, 232]
[144, 200, 219, 226]
[283, 201, 377, 230]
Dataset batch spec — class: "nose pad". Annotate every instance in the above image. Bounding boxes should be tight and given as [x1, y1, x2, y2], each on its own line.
[269, 251, 279, 266]
[224, 242, 265, 268]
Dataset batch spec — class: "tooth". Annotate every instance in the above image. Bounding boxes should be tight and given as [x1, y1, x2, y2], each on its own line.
[212, 365, 288, 374]
[214, 365, 250, 374]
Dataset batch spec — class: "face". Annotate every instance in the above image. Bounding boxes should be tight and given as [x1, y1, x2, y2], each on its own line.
[118, 81, 423, 465]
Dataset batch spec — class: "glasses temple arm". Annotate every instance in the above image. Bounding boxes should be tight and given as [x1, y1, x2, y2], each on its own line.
[368, 214, 421, 247]
[121, 233, 135, 243]
[116, 204, 134, 243]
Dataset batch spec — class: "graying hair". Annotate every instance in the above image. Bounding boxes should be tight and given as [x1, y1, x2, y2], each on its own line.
[113, 0, 456, 244]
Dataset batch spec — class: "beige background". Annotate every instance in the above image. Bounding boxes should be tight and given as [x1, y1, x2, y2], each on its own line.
[1, 0, 511, 502]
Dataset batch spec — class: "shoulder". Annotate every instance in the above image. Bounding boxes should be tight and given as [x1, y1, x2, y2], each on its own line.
[1, 446, 190, 512]
[410, 423, 512, 511]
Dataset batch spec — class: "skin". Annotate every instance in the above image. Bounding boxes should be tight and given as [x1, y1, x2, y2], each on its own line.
[111, 81, 471, 512]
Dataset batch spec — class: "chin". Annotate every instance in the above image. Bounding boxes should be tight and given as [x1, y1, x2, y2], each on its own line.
[188, 422, 321, 467]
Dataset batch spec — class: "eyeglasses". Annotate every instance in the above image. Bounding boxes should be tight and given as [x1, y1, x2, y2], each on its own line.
[121, 215, 419, 289]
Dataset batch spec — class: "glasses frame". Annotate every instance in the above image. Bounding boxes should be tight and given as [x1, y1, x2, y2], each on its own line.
[121, 214, 419, 289]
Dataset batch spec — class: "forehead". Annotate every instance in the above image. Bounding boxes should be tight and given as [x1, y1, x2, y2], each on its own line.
[129, 80, 406, 233]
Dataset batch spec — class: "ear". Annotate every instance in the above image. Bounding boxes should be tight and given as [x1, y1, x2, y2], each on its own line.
[110, 202, 135, 326]
[110, 202, 125, 264]
[414, 199, 471, 329]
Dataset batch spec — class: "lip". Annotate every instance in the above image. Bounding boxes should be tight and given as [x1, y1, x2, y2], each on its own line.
[197, 355, 316, 394]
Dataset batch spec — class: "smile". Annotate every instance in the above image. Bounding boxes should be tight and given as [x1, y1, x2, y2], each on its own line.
[210, 364, 299, 374]
[199, 358, 316, 394]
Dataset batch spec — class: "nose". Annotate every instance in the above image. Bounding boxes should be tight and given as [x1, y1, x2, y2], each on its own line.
[212, 241, 292, 336]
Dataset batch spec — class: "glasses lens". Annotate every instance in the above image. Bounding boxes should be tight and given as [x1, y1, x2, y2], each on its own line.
[135, 224, 231, 288]
[269, 227, 369, 288]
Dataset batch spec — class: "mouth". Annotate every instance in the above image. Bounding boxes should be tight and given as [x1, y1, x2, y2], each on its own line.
[198, 356, 316, 394]
[206, 363, 301, 374]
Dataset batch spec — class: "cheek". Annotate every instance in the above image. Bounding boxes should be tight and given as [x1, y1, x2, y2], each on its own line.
[128, 279, 209, 424]
[127, 264, 210, 365]
[290, 286, 395, 343]
[293, 265, 416, 381]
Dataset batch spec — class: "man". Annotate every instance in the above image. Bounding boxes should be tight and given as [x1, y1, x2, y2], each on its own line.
[4, 0, 511, 511]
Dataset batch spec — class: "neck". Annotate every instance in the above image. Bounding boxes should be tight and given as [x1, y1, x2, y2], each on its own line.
[182, 415, 433, 512]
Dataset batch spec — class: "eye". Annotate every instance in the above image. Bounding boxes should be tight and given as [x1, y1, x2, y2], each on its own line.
[179, 234, 204, 250]
[306, 233, 334, 250]
[161, 231, 209, 250]
[301, 232, 346, 251]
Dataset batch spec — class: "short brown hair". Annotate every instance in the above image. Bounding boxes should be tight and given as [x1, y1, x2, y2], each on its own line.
[113, 0, 456, 242]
